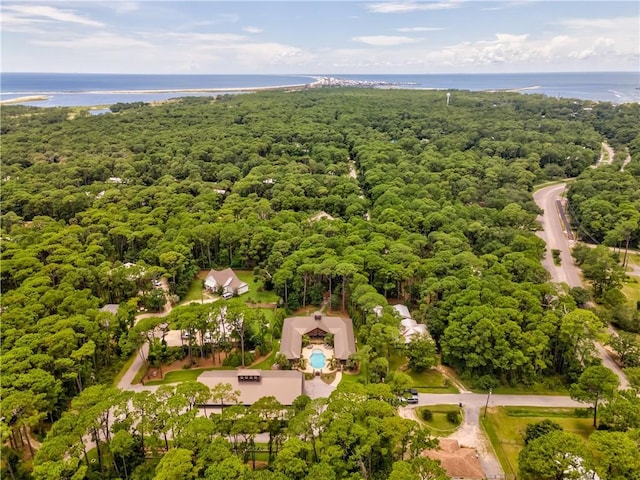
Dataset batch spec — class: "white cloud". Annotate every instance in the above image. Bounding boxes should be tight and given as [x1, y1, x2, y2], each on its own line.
[32, 32, 151, 49]
[560, 16, 631, 30]
[243, 26, 263, 34]
[352, 35, 422, 46]
[397, 26, 442, 32]
[109, 2, 140, 14]
[152, 32, 247, 44]
[367, 1, 462, 14]
[494, 33, 529, 43]
[2, 4, 104, 27]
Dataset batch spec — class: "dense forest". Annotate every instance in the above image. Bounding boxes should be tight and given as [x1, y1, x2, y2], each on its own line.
[1, 89, 639, 479]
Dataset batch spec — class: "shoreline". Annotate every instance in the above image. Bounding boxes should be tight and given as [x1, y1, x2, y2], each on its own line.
[1, 78, 324, 98]
[0, 95, 50, 105]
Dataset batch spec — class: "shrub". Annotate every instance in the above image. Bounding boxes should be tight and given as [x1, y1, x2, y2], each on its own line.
[446, 411, 460, 424]
[222, 351, 255, 367]
[421, 409, 433, 421]
[574, 408, 591, 418]
[524, 420, 562, 444]
[473, 375, 499, 390]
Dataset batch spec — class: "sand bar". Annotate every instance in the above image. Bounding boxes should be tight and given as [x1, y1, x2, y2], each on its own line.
[81, 79, 322, 95]
[0, 95, 50, 105]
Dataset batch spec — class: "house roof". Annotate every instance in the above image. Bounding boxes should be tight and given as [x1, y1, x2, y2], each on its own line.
[309, 211, 335, 222]
[99, 304, 119, 315]
[280, 313, 356, 360]
[197, 369, 303, 405]
[423, 439, 485, 480]
[392, 304, 411, 319]
[401, 324, 428, 344]
[205, 268, 248, 292]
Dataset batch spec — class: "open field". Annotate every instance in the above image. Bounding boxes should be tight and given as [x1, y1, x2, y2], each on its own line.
[482, 406, 595, 477]
[235, 270, 280, 304]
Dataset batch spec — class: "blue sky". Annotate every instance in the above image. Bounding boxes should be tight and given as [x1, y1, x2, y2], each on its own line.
[1, 1, 638, 73]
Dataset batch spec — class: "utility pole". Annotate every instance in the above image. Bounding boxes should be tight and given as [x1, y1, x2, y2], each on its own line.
[483, 388, 492, 419]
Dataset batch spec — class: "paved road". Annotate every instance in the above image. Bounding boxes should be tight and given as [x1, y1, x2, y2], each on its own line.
[410, 393, 583, 478]
[533, 183, 582, 287]
[533, 183, 630, 389]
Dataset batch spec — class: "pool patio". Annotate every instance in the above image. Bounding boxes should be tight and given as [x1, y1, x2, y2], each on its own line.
[300, 343, 336, 374]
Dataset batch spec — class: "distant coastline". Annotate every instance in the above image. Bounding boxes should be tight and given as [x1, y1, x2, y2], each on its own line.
[1, 72, 637, 106]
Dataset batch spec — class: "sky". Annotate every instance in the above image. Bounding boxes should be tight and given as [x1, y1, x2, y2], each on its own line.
[1, 1, 639, 74]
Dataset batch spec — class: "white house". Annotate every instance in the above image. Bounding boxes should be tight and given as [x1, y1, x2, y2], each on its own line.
[204, 268, 249, 296]
[383, 304, 430, 344]
[392, 304, 411, 320]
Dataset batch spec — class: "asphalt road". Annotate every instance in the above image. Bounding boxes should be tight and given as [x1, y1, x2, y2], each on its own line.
[533, 183, 582, 287]
[533, 183, 630, 389]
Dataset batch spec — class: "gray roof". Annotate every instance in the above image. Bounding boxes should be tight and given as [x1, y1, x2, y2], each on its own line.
[205, 268, 247, 291]
[197, 369, 303, 405]
[99, 304, 119, 314]
[280, 313, 356, 360]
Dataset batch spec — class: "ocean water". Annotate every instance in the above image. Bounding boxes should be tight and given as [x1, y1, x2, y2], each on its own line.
[1, 72, 638, 107]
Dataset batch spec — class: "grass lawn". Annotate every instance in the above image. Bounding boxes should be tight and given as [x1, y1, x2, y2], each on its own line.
[622, 276, 640, 304]
[181, 275, 208, 303]
[470, 375, 570, 395]
[340, 371, 366, 385]
[250, 341, 280, 370]
[479, 383, 570, 396]
[482, 406, 595, 478]
[405, 369, 459, 394]
[235, 270, 280, 304]
[144, 366, 233, 385]
[415, 405, 462, 436]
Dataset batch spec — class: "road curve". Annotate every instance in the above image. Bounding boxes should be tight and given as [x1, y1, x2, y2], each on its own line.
[533, 183, 629, 389]
[533, 183, 583, 287]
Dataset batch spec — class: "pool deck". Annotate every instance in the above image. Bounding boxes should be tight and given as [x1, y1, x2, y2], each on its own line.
[300, 343, 336, 374]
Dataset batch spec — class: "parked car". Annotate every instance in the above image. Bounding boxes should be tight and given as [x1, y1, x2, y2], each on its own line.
[405, 389, 419, 404]
[222, 292, 233, 299]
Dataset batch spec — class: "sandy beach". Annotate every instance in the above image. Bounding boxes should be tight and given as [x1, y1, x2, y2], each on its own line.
[80, 78, 323, 95]
[0, 95, 50, 105]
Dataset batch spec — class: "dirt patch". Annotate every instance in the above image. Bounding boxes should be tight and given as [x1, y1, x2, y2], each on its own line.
[436, 365, 469, 393]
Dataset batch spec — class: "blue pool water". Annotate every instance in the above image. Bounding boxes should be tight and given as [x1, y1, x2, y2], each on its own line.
[310, 349, 326, 369]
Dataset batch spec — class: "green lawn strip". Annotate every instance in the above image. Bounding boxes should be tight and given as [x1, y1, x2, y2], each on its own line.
[415, 405, 462, 436]
[144, 366, 234, 385]
[250, 341, 280, 370]
[482, 406, 594, 477]
[235, 270, 280, 304]
[111, 351, 138, 387]
[405, 369, 459, 394]
[471, 380, 569, 396]
[481, 413, 518, 478]
[532, 178, 575, 192]
[622, 277, 640, 304]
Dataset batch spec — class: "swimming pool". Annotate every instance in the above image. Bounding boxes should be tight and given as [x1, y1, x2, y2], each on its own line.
[310, 349, 326, 369]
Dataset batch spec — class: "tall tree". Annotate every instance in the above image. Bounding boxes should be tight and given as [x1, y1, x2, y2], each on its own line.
[570, 365, 620, 427]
